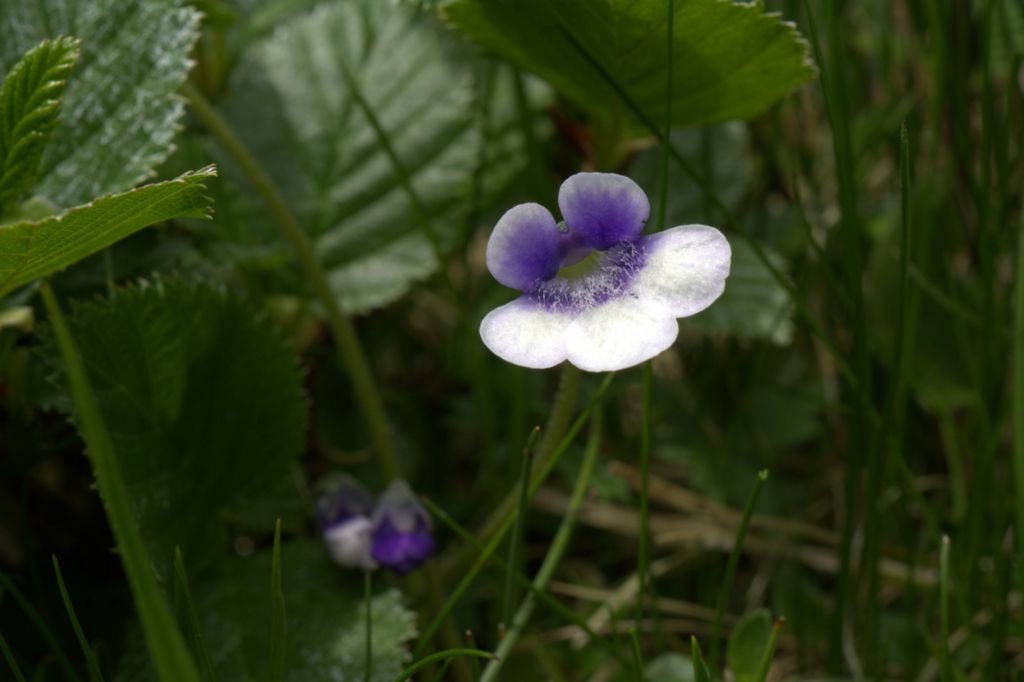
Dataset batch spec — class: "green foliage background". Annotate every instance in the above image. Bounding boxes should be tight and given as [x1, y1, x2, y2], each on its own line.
[0, 0, 1022, 680]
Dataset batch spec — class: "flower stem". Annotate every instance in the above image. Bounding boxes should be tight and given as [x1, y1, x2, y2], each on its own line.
[364, 571, 373, 682]
[182, 83, 400, 481]
[479, 407, 604, 682]
[637, 361, 652, 624]
[443, 365, 582, 576]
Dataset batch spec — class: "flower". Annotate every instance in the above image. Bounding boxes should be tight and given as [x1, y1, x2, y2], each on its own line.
[369, 480, 436, 575]
[315, 474, 377, 571]
[480, 173, 731, 372]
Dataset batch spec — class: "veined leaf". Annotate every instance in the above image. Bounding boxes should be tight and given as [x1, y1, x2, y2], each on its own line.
[0, 0, 201, 207]
[203, 0, 549, 313]
[0, 37, 80, 214]
[42, 279, 308, 582]
[0, 166, 215, 296]
[727, 609, 773, 682]
[442, 0, 815, 130]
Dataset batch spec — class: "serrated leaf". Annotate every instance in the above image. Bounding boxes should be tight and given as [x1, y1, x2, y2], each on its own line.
[0, 166, 215, 296]
[442, 0, 815, 131]
[117, 541, 418, 682]
[727, 609, 772, 682]
[0, 0, 201, 207]
[204, 0, 549, 313]
[0, 37, 80, 214]
[43, 279, 307, 582]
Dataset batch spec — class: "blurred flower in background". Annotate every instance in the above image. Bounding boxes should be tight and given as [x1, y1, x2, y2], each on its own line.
[316, 476, 435, 574]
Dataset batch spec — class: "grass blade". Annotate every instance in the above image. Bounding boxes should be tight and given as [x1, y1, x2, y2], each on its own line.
[393, 650, 496, 682]
[40, 282, 200, 682]
[479, 407, 604, 682]
[172, 548, 217, 681]
[628, 627, 645, 681]
[268, 519, 285, 682]
[0, 571, 82, 682]
[709, 470, 768, 672]
[940, 535, 951, 682]
[1014, 207, 1024, 595]
[502, 426, 541, 625]
[0, 633, 28, 682]
[52, 556, 105, 682]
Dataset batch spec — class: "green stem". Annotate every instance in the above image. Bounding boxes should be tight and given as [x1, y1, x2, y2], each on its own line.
[422, 496, 630, 668]
[268, 520, 285, 682]
[628, 628, 645, 681]
[173, 548, 217, 682]
[1015, 207, 1024, 595]
[637, 361, 652, 625]
[0, 634, 26, 682]
[40, 282, 200, 682]
[479, 407, 604, 682]
[182, 82, 400, 481]
[503, 427, 541, 624]
[364, 571, 373, 682]
[52, 556, 105, 682]
[709, 470, 768, 673]
[415, 373, 613, 657]
[446, 366, 582, 577]
[655, 0, 674, 232]
[940, 535, 951, 682]
[393, 650, 496, 682]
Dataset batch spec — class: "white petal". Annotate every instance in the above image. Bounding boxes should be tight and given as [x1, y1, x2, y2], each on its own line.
[565, 298, 678, 372]
[323, 517, 376, 571]
[632, 225, 731, 317]
[479, 297, 571, 369]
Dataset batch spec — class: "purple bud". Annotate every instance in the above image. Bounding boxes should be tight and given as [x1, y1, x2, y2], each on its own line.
[370, 480, 436, 574]
[315, 474, 376, 571]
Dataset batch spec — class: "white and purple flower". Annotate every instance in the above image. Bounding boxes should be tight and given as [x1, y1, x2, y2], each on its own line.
[316, 476, 435, 574]
[480, 173, 731, 372]
[370, 480, 436, 575]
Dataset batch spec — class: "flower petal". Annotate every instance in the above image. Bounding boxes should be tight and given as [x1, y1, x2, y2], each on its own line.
[558, 173, 649, 250]
[565, 299, 678, 372]
[323, 517, 376, 571]
[631, 225, 731, 317]
[479, 297, 571, 369]
[486, 202, 561, 291]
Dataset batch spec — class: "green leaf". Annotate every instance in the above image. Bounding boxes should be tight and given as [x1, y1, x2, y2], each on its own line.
[0, 166, 215, 297]
[117, 541, 418, 682]
[726, 609, 773, 682]
[442, 0, 815, 131]
[204, 0, 548, 313]
[690, 636, 711, 682]
[43, 279, 307, 581]
[0, 0, 201, 207]
[0, 37, 80, 214]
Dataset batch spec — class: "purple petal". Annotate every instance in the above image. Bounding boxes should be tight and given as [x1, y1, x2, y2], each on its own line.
[486, 203, 561, 291]
[371, 517, 436, 574]
[558, 173, 649, 250]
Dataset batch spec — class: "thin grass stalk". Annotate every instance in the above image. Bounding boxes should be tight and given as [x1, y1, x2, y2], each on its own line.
[709, 470, 768, 673]
[415, 373, 614, 656]
[173, 548, 217, 682]
[268, 520, 285, 682]
[0, 634, 26, 682]
[421, 496, 630, 667]
[502, 426, 541, 625]
[52, 556, 105, 682]
[0, 572, 82, 682]
[479, 408, 604, 682]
